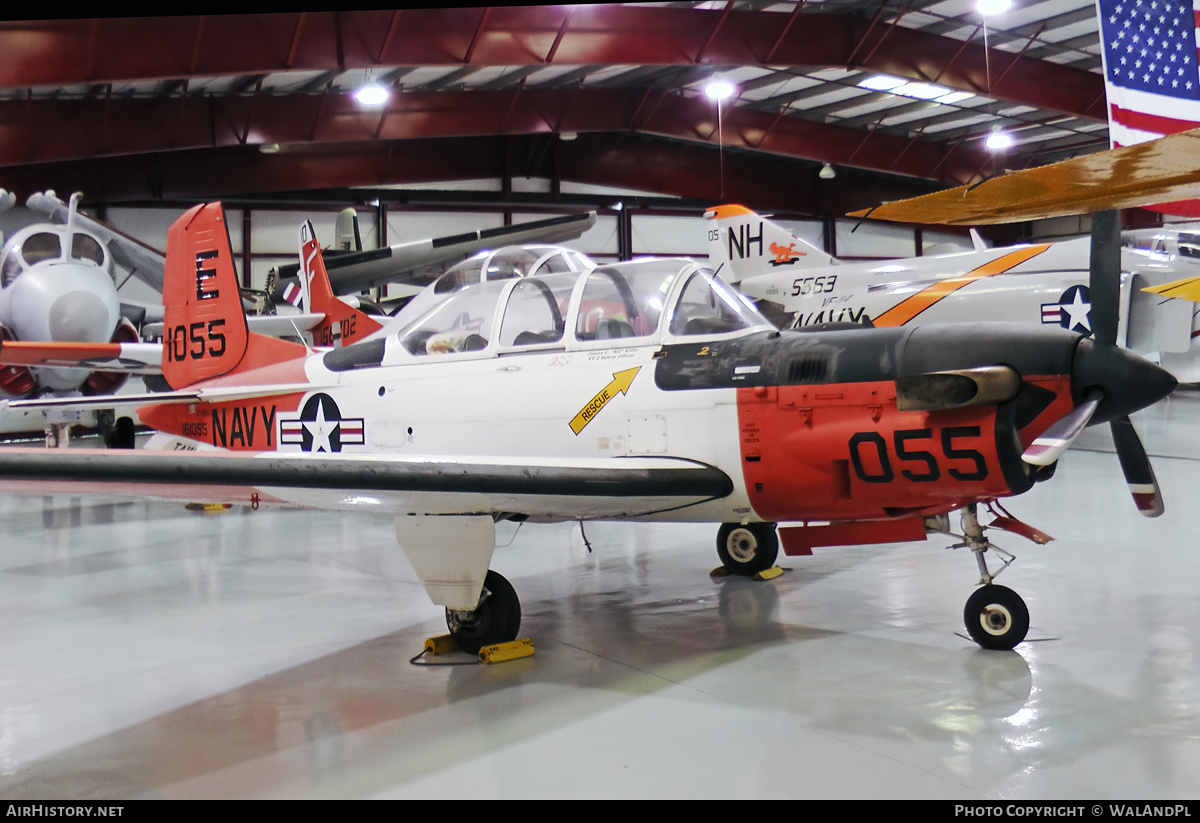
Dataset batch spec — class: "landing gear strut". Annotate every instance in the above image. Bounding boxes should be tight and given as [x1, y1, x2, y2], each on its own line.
[445, 569, 521, 654]
[936, 503, 1031, 650]
[715, 522, 779, 576]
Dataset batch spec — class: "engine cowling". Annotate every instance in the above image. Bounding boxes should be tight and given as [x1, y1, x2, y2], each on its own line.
[82, 318, 140, 396]
[0, 325, 35, 399]
[735, 373, 1075, 524]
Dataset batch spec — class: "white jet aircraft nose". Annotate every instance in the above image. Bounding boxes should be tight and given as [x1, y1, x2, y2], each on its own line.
[48, 289, 117, 342]
[4, 262, 119, 344]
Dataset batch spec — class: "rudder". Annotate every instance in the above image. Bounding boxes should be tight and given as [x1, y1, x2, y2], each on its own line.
[162, 203, 306, 388]
[299, 220, 382, 348]
[704, 204, 837, 285]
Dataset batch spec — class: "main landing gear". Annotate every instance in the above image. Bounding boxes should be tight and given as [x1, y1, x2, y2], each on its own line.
[936, 503, 1032, 651]
[716, 522, 779, 576]
[445, 569, 522, 654]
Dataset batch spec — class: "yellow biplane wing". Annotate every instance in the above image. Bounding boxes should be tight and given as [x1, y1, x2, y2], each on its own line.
[848, 127, 1200, 225]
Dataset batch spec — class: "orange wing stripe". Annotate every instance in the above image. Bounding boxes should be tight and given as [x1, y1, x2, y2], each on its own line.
[872, 244, 1050, 327]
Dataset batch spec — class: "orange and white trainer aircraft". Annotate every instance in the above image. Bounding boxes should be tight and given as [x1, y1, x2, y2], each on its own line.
[0, 202, 1177, 652]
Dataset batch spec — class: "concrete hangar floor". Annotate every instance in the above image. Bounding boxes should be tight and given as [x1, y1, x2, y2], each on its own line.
[0, 395, 1198, 800]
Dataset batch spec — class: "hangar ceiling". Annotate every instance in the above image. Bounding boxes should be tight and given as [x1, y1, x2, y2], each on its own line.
[0, 2, 1110, 218]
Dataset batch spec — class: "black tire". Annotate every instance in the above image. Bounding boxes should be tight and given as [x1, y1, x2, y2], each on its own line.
[716, 522, 779, 576]
[111, 416, 136, 450]
[963, 584, 1029, 650]
[445, 569, 521, 654]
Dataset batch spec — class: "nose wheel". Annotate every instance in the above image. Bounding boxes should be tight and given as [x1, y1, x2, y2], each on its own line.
[445, 569, 521, 654]
[963, 584, 1029, 650]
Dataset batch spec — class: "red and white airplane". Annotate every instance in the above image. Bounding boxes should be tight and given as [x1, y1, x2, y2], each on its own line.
[0, 202, 1177, 653]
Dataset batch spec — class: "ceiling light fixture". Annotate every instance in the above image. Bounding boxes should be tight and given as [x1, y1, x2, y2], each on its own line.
[819, 163, 836, 180]
[977, 0, 1013, 15]
[705, 80, 735, 101]
[985, 126, 1013, 151]
[355, 82, 390, 107]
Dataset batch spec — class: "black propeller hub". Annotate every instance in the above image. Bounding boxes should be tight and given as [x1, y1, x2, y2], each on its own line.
[1071, 338, 1177, 425]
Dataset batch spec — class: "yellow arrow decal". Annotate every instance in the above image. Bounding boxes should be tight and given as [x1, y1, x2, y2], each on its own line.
[569, 367, 641, 435]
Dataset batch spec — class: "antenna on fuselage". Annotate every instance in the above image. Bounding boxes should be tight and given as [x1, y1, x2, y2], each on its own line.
[64, 192, 82, 261]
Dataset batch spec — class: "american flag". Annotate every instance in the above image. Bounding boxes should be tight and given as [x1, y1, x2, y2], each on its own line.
[1097, 0, 1200, 215]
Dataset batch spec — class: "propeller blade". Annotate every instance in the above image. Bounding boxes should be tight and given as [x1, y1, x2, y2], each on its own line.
[1022, 389, 1103, 466]
[1110, 415, 1165, 517]
[1089, 209, 1121, 347]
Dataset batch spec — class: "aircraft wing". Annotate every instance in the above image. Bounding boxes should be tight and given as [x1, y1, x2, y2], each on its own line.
[847, 127, 1200, 225]
[25, 191, 168, 291]
[0, 449, 733, 520]
[1143, 276, 1200, 302]
[272, 211, 598, 296]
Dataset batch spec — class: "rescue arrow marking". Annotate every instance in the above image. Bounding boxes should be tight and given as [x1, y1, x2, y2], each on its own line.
[569, 367, 641, 435]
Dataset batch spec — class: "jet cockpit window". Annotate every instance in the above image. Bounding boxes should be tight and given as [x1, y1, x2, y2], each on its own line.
[20, 232, 62, 266]
[532, 252, 573, 277]
[432, 260, 483, 295]
[669, 269, 771, 336]
[574, 260, 685, 343]
[71, 233, 105, 266]
[484, 247, 543, 281]
[399, 279, 508, 356]
[497, 274, 575, 348]
[0, 251, 20, 288]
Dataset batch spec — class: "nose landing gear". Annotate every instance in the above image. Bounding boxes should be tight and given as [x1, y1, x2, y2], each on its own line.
[932, 502, 1035, 651]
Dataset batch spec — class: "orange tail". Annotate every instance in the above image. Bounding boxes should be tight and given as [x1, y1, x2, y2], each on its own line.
[300, 220, 382, 348]
[162, 203, 307, 389]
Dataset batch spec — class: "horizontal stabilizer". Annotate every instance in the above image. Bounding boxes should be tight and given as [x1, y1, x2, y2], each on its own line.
[0, 340, 162, 374]
[0, 381, 322, 413]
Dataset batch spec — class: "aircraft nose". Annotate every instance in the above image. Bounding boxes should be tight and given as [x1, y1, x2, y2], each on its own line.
[1071, 338, 1177, 424]
[3, 263, 119, 343]
[48, 289, 115, 342]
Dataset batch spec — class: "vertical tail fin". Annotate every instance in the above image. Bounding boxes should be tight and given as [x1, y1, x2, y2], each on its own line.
[300, 220, 382, 348]
[704, 204, 837, 285]
[162, 203, 307, 389]
[334, 208, 362, 251]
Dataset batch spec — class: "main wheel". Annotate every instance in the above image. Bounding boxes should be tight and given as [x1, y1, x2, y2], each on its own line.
[716, 522, 779, 576]
[445, 569, 521, 654]
[963, 584, 1029, 650]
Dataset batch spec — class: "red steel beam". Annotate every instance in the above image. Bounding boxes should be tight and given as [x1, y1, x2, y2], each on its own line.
[0, 88, 990, 185]
[0, 8, 1106, 120]
[0, 134, 942, 215]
